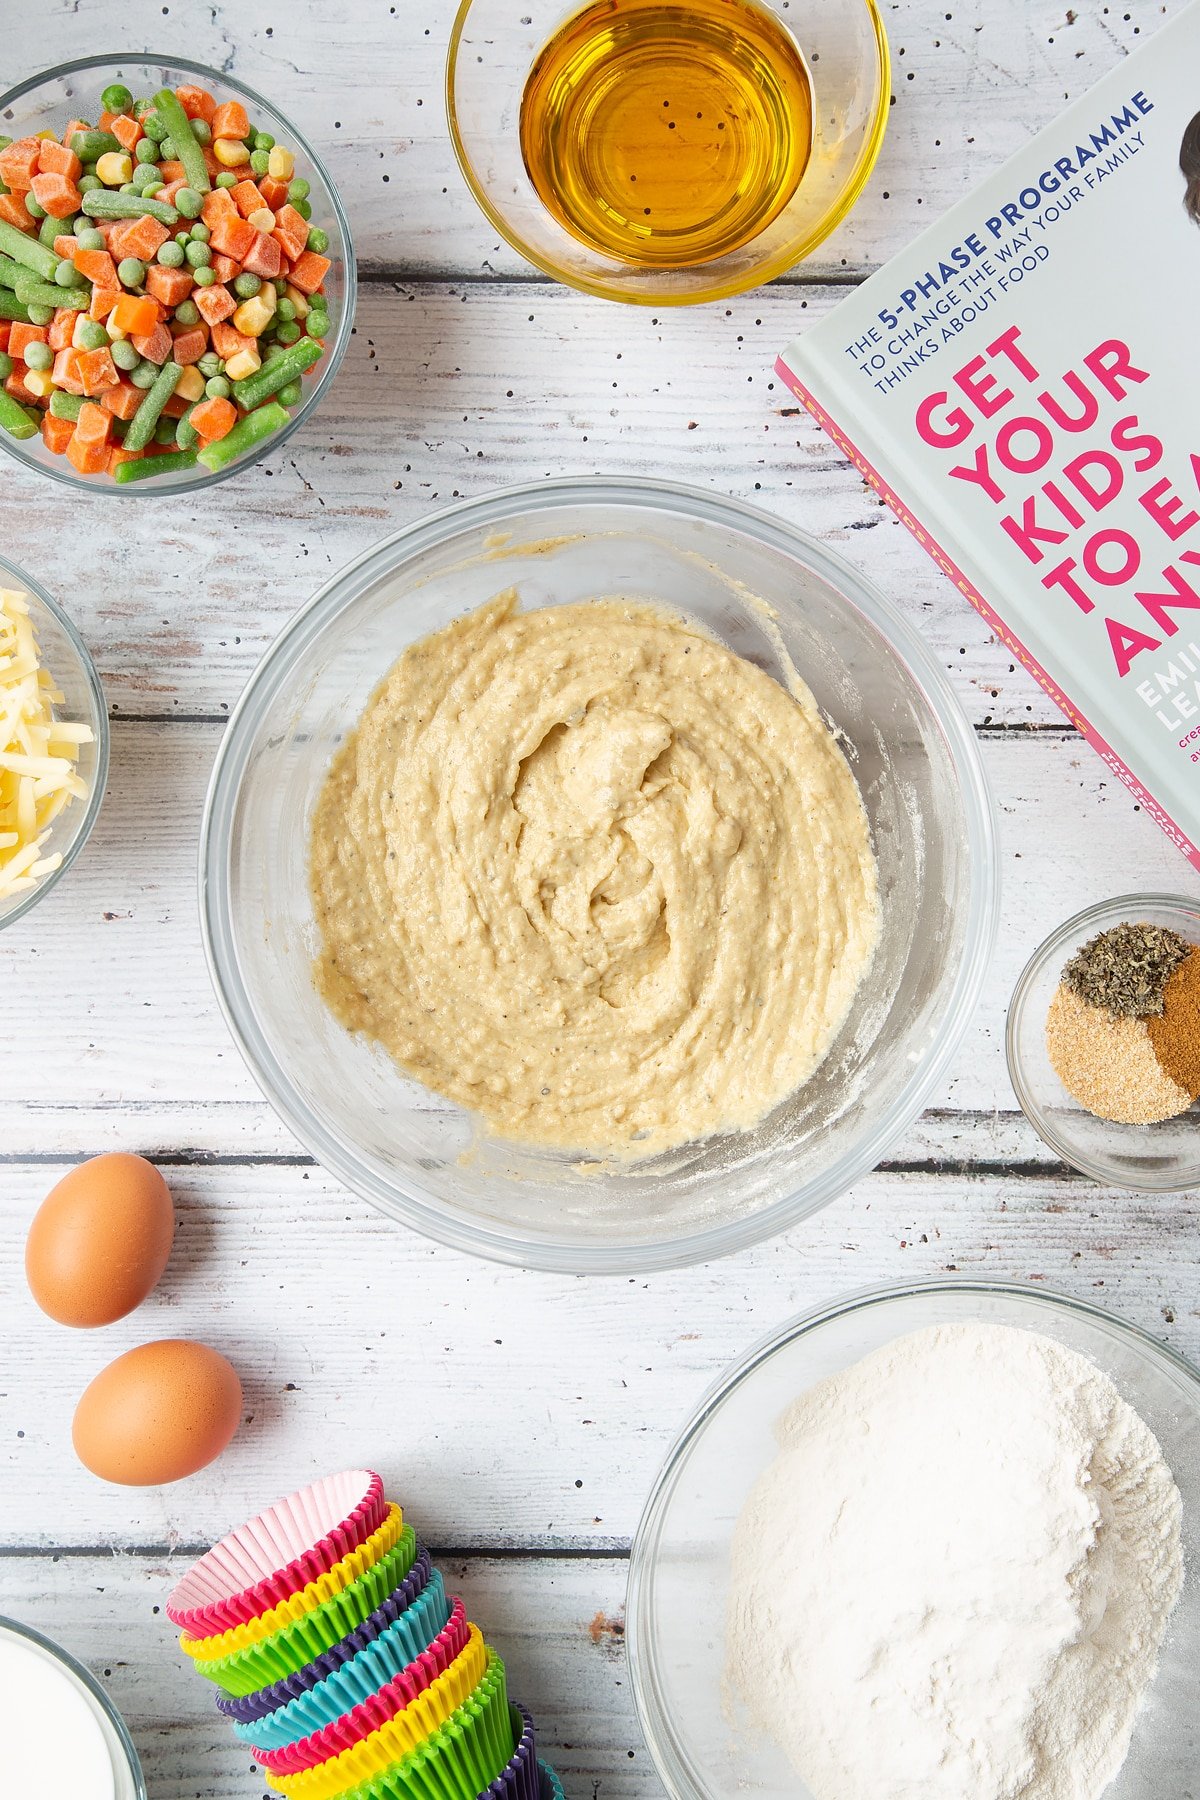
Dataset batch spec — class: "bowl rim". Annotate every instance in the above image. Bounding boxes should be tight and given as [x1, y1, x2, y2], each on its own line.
[625, 1273, 1200, 1800]
[0, 52, 356, 497]
[0, 553, 109, 932]
[0, 1613, 148, 1798]
[199, 475, 999, 1274]
[1006, 891, 1200, 1193]
[444, 0, 891, 306]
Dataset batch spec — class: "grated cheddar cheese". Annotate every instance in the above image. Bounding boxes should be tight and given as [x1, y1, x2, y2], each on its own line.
[0, 588, 93, 902]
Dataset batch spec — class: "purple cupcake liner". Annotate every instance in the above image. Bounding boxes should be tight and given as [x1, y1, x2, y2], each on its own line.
[483, 1706, 540, 1800]
[216, 1548, 435, 1725]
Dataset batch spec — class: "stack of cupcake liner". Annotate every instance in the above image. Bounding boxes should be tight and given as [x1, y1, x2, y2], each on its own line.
[168, 1470, 563, 1800]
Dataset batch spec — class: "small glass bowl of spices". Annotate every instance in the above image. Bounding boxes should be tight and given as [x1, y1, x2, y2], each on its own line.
[1008, 894, 1200, 1191]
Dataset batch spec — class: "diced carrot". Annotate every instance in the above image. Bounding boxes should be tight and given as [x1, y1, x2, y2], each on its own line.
[189, 395, 237, 442]
[37, 139, 82, 181]
[211, 100, 250, 142]
[51, 347, 84, 394]
[0, 137, 41, 191]
[65, 432, 109, 475]
[61, 120, 90, 148]
[101, 378, 144, 421]
[110, 114, 143, 153]
[175, 84, 217, 124]
[110, 293, 160, 337]
[89, 285, 121, 322]
[209, 214, 257, 262]
[201, 187, 238, 230]
[41, 411, 75, 455]
[161, 393, 189, 419]
[169, 325, 208, 365]
[242, 231, 282, 280]
[132, 321, 173, 365]
[211, 252, 241, 282]
[144, 262, 195, 308]
[231, 180, 265, 218]
[4, 371, 33, 404]
[0, 194, 35, 233]
[9, 322, 49, 361]
[98, 109, 117, 132]
[74, 400, 112, 445]
[75, 346, 119, 394]
[258, 176, 289, 210]
[107, 445, 144, 475]
[49, 308, 77, 351]
[109, 215, 170, 263]
[286, 250, 331, 295]
[271, 205, 309, 263]
[0, 322, 9, 351]
[53, 234, 79, 259]
[156, 161, 187, 185]
[72, 247, 118, 287]
[30, 172, 81, 220]
[211, 321, 255, 359]
[193, 282, 236, 326]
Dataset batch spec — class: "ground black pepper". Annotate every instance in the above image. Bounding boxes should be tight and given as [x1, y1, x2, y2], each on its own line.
[1062, 923, 1190, 1019]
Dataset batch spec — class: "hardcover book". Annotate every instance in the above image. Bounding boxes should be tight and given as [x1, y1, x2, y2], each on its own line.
[777, 1, 1200, 870]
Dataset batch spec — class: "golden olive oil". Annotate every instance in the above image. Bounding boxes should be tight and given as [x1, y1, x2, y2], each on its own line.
[519, 0, 814, 269]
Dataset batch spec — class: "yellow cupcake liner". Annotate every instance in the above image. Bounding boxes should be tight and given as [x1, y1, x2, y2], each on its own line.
[266, 1626, 490, 1800]
[182, 1506, 405, 1660]
[338, 1654, 512, 1800]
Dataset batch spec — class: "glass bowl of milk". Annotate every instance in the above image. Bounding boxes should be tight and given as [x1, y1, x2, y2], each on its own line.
[0, 1616, 146, 1800]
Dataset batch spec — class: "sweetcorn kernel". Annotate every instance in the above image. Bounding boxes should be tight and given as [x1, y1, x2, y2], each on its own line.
[22, 369, 54, 398]
[232, 294, 275, 338]
[95, 151, 133, 187]
[173, 365, 206, 401]
[266, 146, 294, 181]
[213, 137, 248, 168]
[223, 346, 261, 381]
[283, 282, 309, 318]
[247, 208, 275, 234]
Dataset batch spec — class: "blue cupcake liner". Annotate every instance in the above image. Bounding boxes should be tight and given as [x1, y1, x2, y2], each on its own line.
[217, 1550, 436, 1727]
[539, 1763, 565, 1800]
[231, 1572, 453, 1751]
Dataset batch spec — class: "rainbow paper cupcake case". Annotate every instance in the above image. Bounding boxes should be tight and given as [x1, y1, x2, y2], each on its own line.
[169, 1471, 564, 1800]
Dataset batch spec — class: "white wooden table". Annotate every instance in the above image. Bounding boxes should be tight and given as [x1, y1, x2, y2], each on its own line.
[1, 2, 1196, 1794]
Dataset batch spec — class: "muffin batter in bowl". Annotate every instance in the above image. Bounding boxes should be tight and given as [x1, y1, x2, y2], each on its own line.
[310, 593, 878, 1157]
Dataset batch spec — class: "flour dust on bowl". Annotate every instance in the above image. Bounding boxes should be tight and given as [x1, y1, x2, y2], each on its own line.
[200, 480, 996, 1272]
[627, 1280, 1200, 1800]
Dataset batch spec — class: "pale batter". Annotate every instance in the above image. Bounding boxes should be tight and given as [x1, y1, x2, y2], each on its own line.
[311, 593, 879, 1156]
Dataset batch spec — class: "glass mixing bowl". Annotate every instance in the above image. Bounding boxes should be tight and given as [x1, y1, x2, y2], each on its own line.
[446, 0, 889, 305]
[200, 478, 997, 1273]
[627, 1278, 1200, 1800]
[0, 1615, 147, 1800]
[0, 555, 108, 932]
[0, 55, 354, 495]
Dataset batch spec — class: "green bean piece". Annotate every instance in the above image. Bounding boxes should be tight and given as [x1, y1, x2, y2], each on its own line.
[26, 303, 53, 326]
[0, 388, 39, 439]
[23, 341, 53, 373]
[294, 199, 312, 222]
[152, 90, 212, 195]
[70, 129, 122, 163]
[196, 400, 289, 472]
[176, 405, 200, 450]
[102, 83, 134, 114]
[49, 388, 85, 420]
[38, 214, 62, 250]
[0, 351, 11, 380]
[113, 447, 198, 483]
[80, 191, 179, 225]
[0, 254, 24, 289]
[12, 272, 88, 311]
[111, 337, 140, 371]
[143, 183, 164, 199]
[191, 119, 212, 146]
[229, 338, 320, 411]
[124, 359, 182, 451]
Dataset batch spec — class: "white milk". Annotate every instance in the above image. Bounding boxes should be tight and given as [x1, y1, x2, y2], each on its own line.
[0, 1619, 143, 1800]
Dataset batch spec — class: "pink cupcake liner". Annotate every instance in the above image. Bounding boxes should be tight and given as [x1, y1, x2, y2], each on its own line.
[167, 1470, 386, 1635]
[253, 1600, 471, 1774]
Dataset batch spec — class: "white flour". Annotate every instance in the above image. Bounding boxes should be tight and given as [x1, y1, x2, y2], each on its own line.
[725, 1323, 1183, 1800]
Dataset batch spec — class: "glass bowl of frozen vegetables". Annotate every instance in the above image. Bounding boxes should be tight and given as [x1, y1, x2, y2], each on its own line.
[0, 55, 354, 492]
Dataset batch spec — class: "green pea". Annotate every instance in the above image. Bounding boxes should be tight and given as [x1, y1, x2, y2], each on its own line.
[135, 136, 159, 165]
[55, 259, 85, 288]
[275, 320, 300, 346]
[307, 312, 329, 341]
[154, 413, 177, 445]
[197, 352, 222, 377]
[175, 187, 202, 220]
[77, 320, 109, 351]
[75, 227, 106, 252]
[287, 178, 310, 204]
[38, 214, 61, 249]
[233, 272, 261, 298]
[173, 298, 200, 326]
[253, 131, 275, 152]
[24, 340, 53, 372]
[26, 303, 53, 326]
[157, 240, 185, 268]
[159, 136, 177, 161]
[101, 83, 133, 114]
[295, 199, 312, 222]
[0, 136, 12, 153]
[249, 149, 270, 177]
[142, 111, 168, 142]
[275, 297, 296, 323]
[215, 171, 237, 189]
[0, 352, 11, 380]
[130, 358, 159, 388]
[276, 379, 303, 406]
[24, 193, 46, 220]
[143, 182, 164, 198]
[77, 173, 103, 195]
[263, 342, 289, 361]
[190, 118, 212, 146]
[118, 256, 146, 287]
[204, 375, 231, 399]
[192, 265, 216, 286]
[306, 227, 328, 254]
[133, 98, 154, 119]
[111, 337, 140, 370]
[190, 221, 210, 243]
[184, 240, 210, 267]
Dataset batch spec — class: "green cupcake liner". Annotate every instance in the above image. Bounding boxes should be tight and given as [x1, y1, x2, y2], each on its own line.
[339, 1651, 513, 1800]
[195, 1528, 418, 1697]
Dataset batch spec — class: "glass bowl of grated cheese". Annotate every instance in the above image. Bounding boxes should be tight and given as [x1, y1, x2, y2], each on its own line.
[0, 556, 108, 931]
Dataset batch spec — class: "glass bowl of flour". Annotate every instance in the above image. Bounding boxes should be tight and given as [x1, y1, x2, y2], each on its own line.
[627, 1278, 1200, 1800]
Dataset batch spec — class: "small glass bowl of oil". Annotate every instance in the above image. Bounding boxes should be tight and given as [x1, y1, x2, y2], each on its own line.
[447, 0, 889, 305]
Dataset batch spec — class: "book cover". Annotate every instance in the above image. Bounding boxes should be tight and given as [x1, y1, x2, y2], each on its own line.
[777, 1, 1200, 871]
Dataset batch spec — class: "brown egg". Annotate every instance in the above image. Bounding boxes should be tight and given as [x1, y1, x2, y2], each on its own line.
[25, 1153, 175, 1327]
[72, 1340, 242, 1486]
